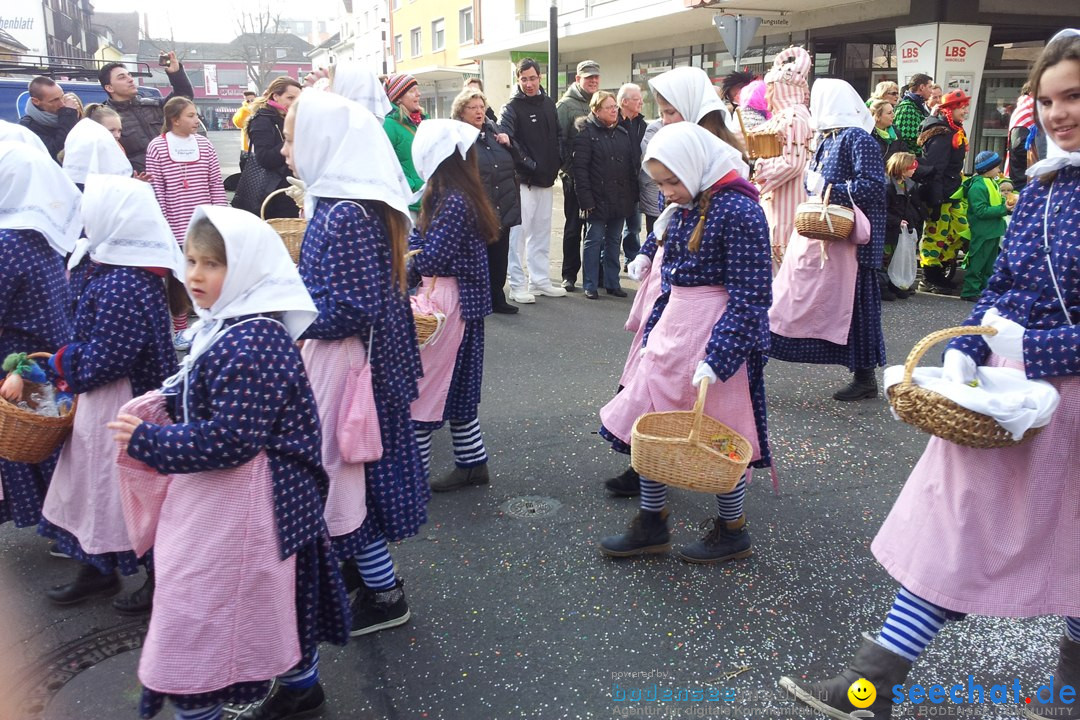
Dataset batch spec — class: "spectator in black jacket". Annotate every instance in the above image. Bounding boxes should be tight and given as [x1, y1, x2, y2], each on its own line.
[455, 88, 523, 315]
[19, 77, 80, 163]
[572, 91, 637, 300]
[240, 76, 302, 219]
[617, 83, 646, 268]
[498, 57, 567, 303]
[100, 53, 193, 173]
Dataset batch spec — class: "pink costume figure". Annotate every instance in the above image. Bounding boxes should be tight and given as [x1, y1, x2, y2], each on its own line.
[751, 46, 813, 271]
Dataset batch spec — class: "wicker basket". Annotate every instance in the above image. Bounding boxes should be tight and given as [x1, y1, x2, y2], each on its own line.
[794, 184, 855, 242]
[261, 188, 307, 264]
[411, 272, 445, 348]
[0, 353, 77, 464]
[746, 131, 783, 160]
[630, 382, 752, 494]
[887, 326, 1044, 449]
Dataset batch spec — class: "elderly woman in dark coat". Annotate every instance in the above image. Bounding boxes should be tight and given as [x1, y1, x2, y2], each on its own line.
[452, 88, 523, 315]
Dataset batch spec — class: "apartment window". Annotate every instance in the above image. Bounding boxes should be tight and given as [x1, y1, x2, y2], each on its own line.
[431, 18, 445, 52]
[410, 27, 421, 57]
[394, 34, 403, 61]
[459, 7, 473, 44]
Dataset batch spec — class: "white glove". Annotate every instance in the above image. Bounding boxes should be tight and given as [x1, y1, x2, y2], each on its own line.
[692, 361, 718, 388]
[982, 308, 1026, 362]
[805, 169, 825, 197]
[285, 176, 306, 208]
[941, 349, 977, 386]
[627, 255, 651, 282]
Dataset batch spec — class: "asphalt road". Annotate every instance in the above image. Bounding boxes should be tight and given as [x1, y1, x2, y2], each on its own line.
[0, 131, 1061, 720]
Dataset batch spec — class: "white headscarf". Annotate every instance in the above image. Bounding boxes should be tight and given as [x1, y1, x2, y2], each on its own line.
[1027, 28, 1080, 178]
[292, 89, 412, 223]
[0, 141, 82, 255]
[331, 63, 394, 120]
[642, 122, 749, 238]
[70, 174, 184, 277]
[648, 67, 728, 125]
[411, 119, 479, 183]
[0, 119, 49, 155]
[183, 205, 317, 360]
[809, 78, 876, 133]
[62, 119, 133, 185]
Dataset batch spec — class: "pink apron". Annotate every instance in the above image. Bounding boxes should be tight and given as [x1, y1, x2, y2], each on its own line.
[301, 338, 367, 538]
[410, 276, 465, 423]
[41, 377, 134, 554]
[601, 285, 761, 463]
[769, 204, 869, 345]
[871, 357, 1080, 617]
[116, 392, 300, 694]
[619, 246, 666, 388]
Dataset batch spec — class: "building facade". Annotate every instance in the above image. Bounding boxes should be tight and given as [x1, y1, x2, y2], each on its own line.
[389, 0, 480, 117]
[137, 36, 311, 130]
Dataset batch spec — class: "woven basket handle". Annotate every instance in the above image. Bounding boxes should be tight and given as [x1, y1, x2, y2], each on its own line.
[901, 325, 998, 385]
[686, 380, 711, 447]
[260, 188, 289, 220]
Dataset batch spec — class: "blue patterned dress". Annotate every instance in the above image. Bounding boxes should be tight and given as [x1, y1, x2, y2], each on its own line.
[298, 198, 428, 555]
[38, 264, 177, 573]
[768, 127, 888, 371]
[948, 165, 1080, 375]
[126, 316, 350, 716]
[600, 180, 774, 469]
[409, 191, 492, 428]
[0, 229, 73, 527]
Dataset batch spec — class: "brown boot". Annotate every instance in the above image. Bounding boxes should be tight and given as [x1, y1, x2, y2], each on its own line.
[779, 634, 913, 719]
[1022, 635, 1080, 719]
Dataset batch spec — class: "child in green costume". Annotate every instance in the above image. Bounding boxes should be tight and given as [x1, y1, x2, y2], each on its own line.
[960, 150, 1014, 300]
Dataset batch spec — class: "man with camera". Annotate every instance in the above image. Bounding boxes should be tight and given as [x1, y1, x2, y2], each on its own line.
[100, 51, 194, 173]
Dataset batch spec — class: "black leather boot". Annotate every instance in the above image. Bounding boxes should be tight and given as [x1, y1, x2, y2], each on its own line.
[112, 570, 154, 615]
[46, 563, 121, 605]
[237, 681, 325, 720]
[833, 368, 877, 401]
[779, 634, 914, 720]
[1022, 635, 1080, 719]
[604, 467, 640, 497]
[599, 508, 671, 557]
[431, 463, 490, 492]
[676, 515, 753, 564]
[350, 579, 410, 636]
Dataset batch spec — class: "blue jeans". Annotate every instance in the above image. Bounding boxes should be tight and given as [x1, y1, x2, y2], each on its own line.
[584, 217, 624, 293]
[622, 204, 641, 265]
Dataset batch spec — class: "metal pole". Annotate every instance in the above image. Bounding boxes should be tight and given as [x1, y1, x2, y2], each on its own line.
[734, 14, 741, 69]
[549, 0, 559, 98]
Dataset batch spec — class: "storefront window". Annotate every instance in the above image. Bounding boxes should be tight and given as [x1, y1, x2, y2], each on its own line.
[972, 74, 1027, 161]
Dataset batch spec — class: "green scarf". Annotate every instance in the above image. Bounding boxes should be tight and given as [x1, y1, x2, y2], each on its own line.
[875, 125, 897, 142]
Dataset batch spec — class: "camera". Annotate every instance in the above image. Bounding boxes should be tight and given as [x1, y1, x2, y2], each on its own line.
[159, 52, 171, 67]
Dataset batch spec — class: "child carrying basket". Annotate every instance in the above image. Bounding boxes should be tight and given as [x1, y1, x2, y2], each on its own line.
[597, 122, 774, 565]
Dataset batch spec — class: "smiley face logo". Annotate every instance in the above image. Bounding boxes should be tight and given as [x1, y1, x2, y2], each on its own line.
[848, 678, 876, 708]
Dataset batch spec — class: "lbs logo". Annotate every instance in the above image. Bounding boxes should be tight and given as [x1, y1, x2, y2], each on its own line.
[900, 39, 931, 61]
[943, 38, 984, 61]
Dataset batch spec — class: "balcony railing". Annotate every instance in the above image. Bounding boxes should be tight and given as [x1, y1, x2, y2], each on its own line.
[517, 16, 548, 33]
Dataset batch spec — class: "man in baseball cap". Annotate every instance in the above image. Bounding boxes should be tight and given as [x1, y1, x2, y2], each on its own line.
[554, 60, 602, 292]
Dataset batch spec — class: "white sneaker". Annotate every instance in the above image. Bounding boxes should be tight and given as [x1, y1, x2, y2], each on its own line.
[509, 288, 536, 304]
[529, 283, 567, 298]
[173, 330, 192, 352]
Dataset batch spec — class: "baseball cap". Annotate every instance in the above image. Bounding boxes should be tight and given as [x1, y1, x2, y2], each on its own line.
[576, 60, 600, 78]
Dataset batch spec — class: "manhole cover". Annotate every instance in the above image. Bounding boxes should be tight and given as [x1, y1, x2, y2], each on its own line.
[503, 496, 562, 519]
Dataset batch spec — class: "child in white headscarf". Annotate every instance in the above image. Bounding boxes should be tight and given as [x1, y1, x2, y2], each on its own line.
[62, 118, 133, 189]
[0, 142, 77, 531]
[108, 206, 349, 720]
[38, 175, 181, 613]
[598, 123, 773, 563]
[408, 119, 501, 492]
[779, 30, 1080, 720]
[284, 89, 428, 639]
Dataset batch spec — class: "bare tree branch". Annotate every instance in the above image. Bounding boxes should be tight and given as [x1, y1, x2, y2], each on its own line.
[235, 3, 284, 91]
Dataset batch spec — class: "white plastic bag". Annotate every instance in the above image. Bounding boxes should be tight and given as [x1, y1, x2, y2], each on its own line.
[888, 224, 918, 290]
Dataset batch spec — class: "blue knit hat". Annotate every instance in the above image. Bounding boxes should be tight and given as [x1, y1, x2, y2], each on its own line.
[974, 150, 1001, 174]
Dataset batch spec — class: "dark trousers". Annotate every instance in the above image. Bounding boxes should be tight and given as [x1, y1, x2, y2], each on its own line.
[561, 175, 584, 283]
[487, 225, 512, 307]
[645, 214, 657, 237]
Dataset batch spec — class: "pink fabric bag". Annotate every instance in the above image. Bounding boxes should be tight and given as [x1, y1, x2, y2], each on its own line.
[337, 326, 382, 464]
[769, 188, 869, 346]
[115, 391, 173, 557]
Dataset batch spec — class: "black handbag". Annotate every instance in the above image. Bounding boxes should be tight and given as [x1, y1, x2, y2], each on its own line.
[231, 125, 286, 215]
